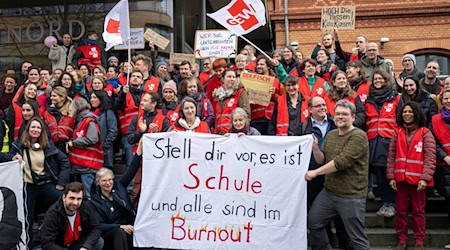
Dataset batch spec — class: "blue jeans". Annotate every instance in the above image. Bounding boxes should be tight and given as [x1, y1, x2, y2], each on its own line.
[121, 137, 134, 168]
[308, 189, 371, 250]
[80, 173, 95, 200]
[374, 166, 395, 207]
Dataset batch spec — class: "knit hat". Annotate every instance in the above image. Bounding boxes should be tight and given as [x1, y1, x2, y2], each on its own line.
[156, 61, 168, 70]
[163, 80, 177, 95]
[108, 56, 119, 62]
[402, 54, 416, 65]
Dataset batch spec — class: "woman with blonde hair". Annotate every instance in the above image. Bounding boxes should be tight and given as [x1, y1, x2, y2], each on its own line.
[43, 86, 75, 153]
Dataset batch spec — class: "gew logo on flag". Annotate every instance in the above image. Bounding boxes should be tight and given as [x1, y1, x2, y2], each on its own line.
[226, 0, 258, 30]
[106, 19, 120, 34]
[207, 0, 266, 36]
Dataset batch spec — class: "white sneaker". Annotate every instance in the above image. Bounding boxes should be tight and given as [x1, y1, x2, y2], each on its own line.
[376, 205, 387, 217]
[444, 243, 450, 249]
[384, 206, 396, 218]
[367, 191, 375, 200]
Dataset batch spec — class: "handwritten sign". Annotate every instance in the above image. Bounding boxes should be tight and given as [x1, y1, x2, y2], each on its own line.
[144, 29, 170, 50]
[169, 53, 196, 66]
[240, 72, 275, 106]
[134, 132, 311, 249]
[114, 28, 145, 50]
[321, 6, 356, 30]
[194, 30, 238, 59]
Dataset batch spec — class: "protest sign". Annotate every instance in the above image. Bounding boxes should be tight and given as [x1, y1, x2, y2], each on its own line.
[114, 28, 144, 50]
[134, 132, 311, 249]
[169, 53, 196, 66]
[194, 30, 238, 59]
[240, 72, 275, 106]
[321, 6, 356, 30]
[0, 161, 26, 250]
[144, 29, 170, 50]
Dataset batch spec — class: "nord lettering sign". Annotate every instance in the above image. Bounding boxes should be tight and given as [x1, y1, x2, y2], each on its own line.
[321, 6, 356, 30]
[5, 20, 85, 43]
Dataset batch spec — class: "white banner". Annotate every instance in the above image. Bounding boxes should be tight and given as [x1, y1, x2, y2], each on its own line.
[194, 30, 238, 59]
[0, 160, 26, 250]
[134, 132, 312, 249]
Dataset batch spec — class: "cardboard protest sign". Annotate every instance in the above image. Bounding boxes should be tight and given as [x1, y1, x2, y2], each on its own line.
[194, 30, 238, 59]
[114, 28, 145, 50]
[321, 6, 356, 30]
[169, 53, 196, 66]
[134, 132, 311, 249]
[240, 72, 275, 106]
[144, 29, 170, 49]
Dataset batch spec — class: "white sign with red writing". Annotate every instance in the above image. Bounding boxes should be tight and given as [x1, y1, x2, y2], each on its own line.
[194, 30, 238, 59]
[134, 132, 311, 249]
[114, 28, 144, 50]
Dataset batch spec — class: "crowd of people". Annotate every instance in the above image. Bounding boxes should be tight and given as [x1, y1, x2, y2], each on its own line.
[0, 29, 449, 250]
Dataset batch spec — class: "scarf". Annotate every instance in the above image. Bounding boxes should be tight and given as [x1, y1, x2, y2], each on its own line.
[441, 108, 450, 123]
[213, 82, 239, 102]
[349, 76, 363, 88]
[228, 125, 249, 135]
[369, 87, 397, 105]
[178, 117, 201, 132]
[92, 108, 101, 116]
[74, 83, 86, 95]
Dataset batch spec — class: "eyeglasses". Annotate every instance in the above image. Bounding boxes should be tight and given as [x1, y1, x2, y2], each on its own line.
[100, 178, 113, 184]
[312, 104, 326, 108]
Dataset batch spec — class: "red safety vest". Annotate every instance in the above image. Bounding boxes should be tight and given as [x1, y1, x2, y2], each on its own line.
[68, 117, 104, 170]
[365, 95, 400, 140]
[432, 114, 450, 166]
[143, 76, 160, 93]
[324, 94, 358, 116]
[276, 93, 309, 136]
[172, 121, 210, 133]
[215, 88, 244, 134]
[355, 81, 371, 104]
[298, 76, 327, 99]
[394, 127, 433, 186]
[43, 110, 75, 143]
[63, 210, 81, 246]
[251, 78, 282, 120]
[36, 81, 48, 108]
[166, 105, 180, 127]
[118, 92, 140, 135]
[76, 45, 102, 69]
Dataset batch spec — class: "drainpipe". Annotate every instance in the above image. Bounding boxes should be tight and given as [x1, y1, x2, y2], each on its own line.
[284, 0, 289, 46]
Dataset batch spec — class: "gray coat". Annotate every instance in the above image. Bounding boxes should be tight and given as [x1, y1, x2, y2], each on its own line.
[48, 44, 76, 71]
[360, 55, 392, 82]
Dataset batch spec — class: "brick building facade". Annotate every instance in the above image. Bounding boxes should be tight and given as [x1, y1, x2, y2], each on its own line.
[268, 0, 450, 75]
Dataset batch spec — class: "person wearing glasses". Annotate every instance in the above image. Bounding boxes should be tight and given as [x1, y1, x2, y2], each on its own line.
[199, 57, 215, 85]
[268, 75, 309, 136]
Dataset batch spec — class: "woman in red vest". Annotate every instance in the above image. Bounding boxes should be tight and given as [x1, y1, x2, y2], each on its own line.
[161, 80, 180, 127]
[213, 69, 250, 135]
[431, 89, 450, 231]
[346, 61, 371, 104]
[315, 49, 337, 82]
[170, 97, 209, 133]
[386, 101, 436, 250]
[268, 75, 309, 136]
[325, 71, 366, 128]
[365, 69, 404, 218]
[66, 98, 104, 200]
[226, 107, 260, 136]
[26, 66, 49, 108]
[87, 76, 114, 98]
[206, 58, 227, 110]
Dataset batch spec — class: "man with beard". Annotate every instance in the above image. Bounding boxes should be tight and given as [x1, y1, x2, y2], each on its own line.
[398, 54, 425, 81]
[40, 182, 103, 250]
[419, 61, 443, 95]
[312, 32, 346, 71]
[173, 61, 193, 89]
[305, 100, 370, 250]
[250, 56, 284, 135]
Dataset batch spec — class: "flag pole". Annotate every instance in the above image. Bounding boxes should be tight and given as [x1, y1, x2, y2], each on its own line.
[126, 37, 131, 87]
[237, 34, 271, 60]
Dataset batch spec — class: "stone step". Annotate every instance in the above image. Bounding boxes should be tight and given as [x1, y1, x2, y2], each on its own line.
[365, 212, 450, 229]
[365, 228, 450, 247]
[366, 197, 447, 213]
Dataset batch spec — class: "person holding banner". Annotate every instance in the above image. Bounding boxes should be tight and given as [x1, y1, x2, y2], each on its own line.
[170, 97, 210, 133]
[251, 55, 284, 135]
[10, 117, 70, 247]
[324, 71, 366, 128]
[213, 69, 250, 134]
[305, 100, 371, 250]
[386, 101, 436, 250]
[226, 107, 261, 136]
[268, 75, 309, 136]
[178, 76, 215, 129]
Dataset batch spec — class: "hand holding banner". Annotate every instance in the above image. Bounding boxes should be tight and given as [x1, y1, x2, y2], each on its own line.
[143, 29, 170, 50]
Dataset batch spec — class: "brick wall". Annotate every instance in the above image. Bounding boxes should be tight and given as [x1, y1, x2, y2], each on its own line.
[268, 0, 450, 74]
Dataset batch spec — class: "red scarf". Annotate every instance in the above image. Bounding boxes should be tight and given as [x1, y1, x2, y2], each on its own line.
[64, 211, 81, 246]
[92, 108, 101, 116]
